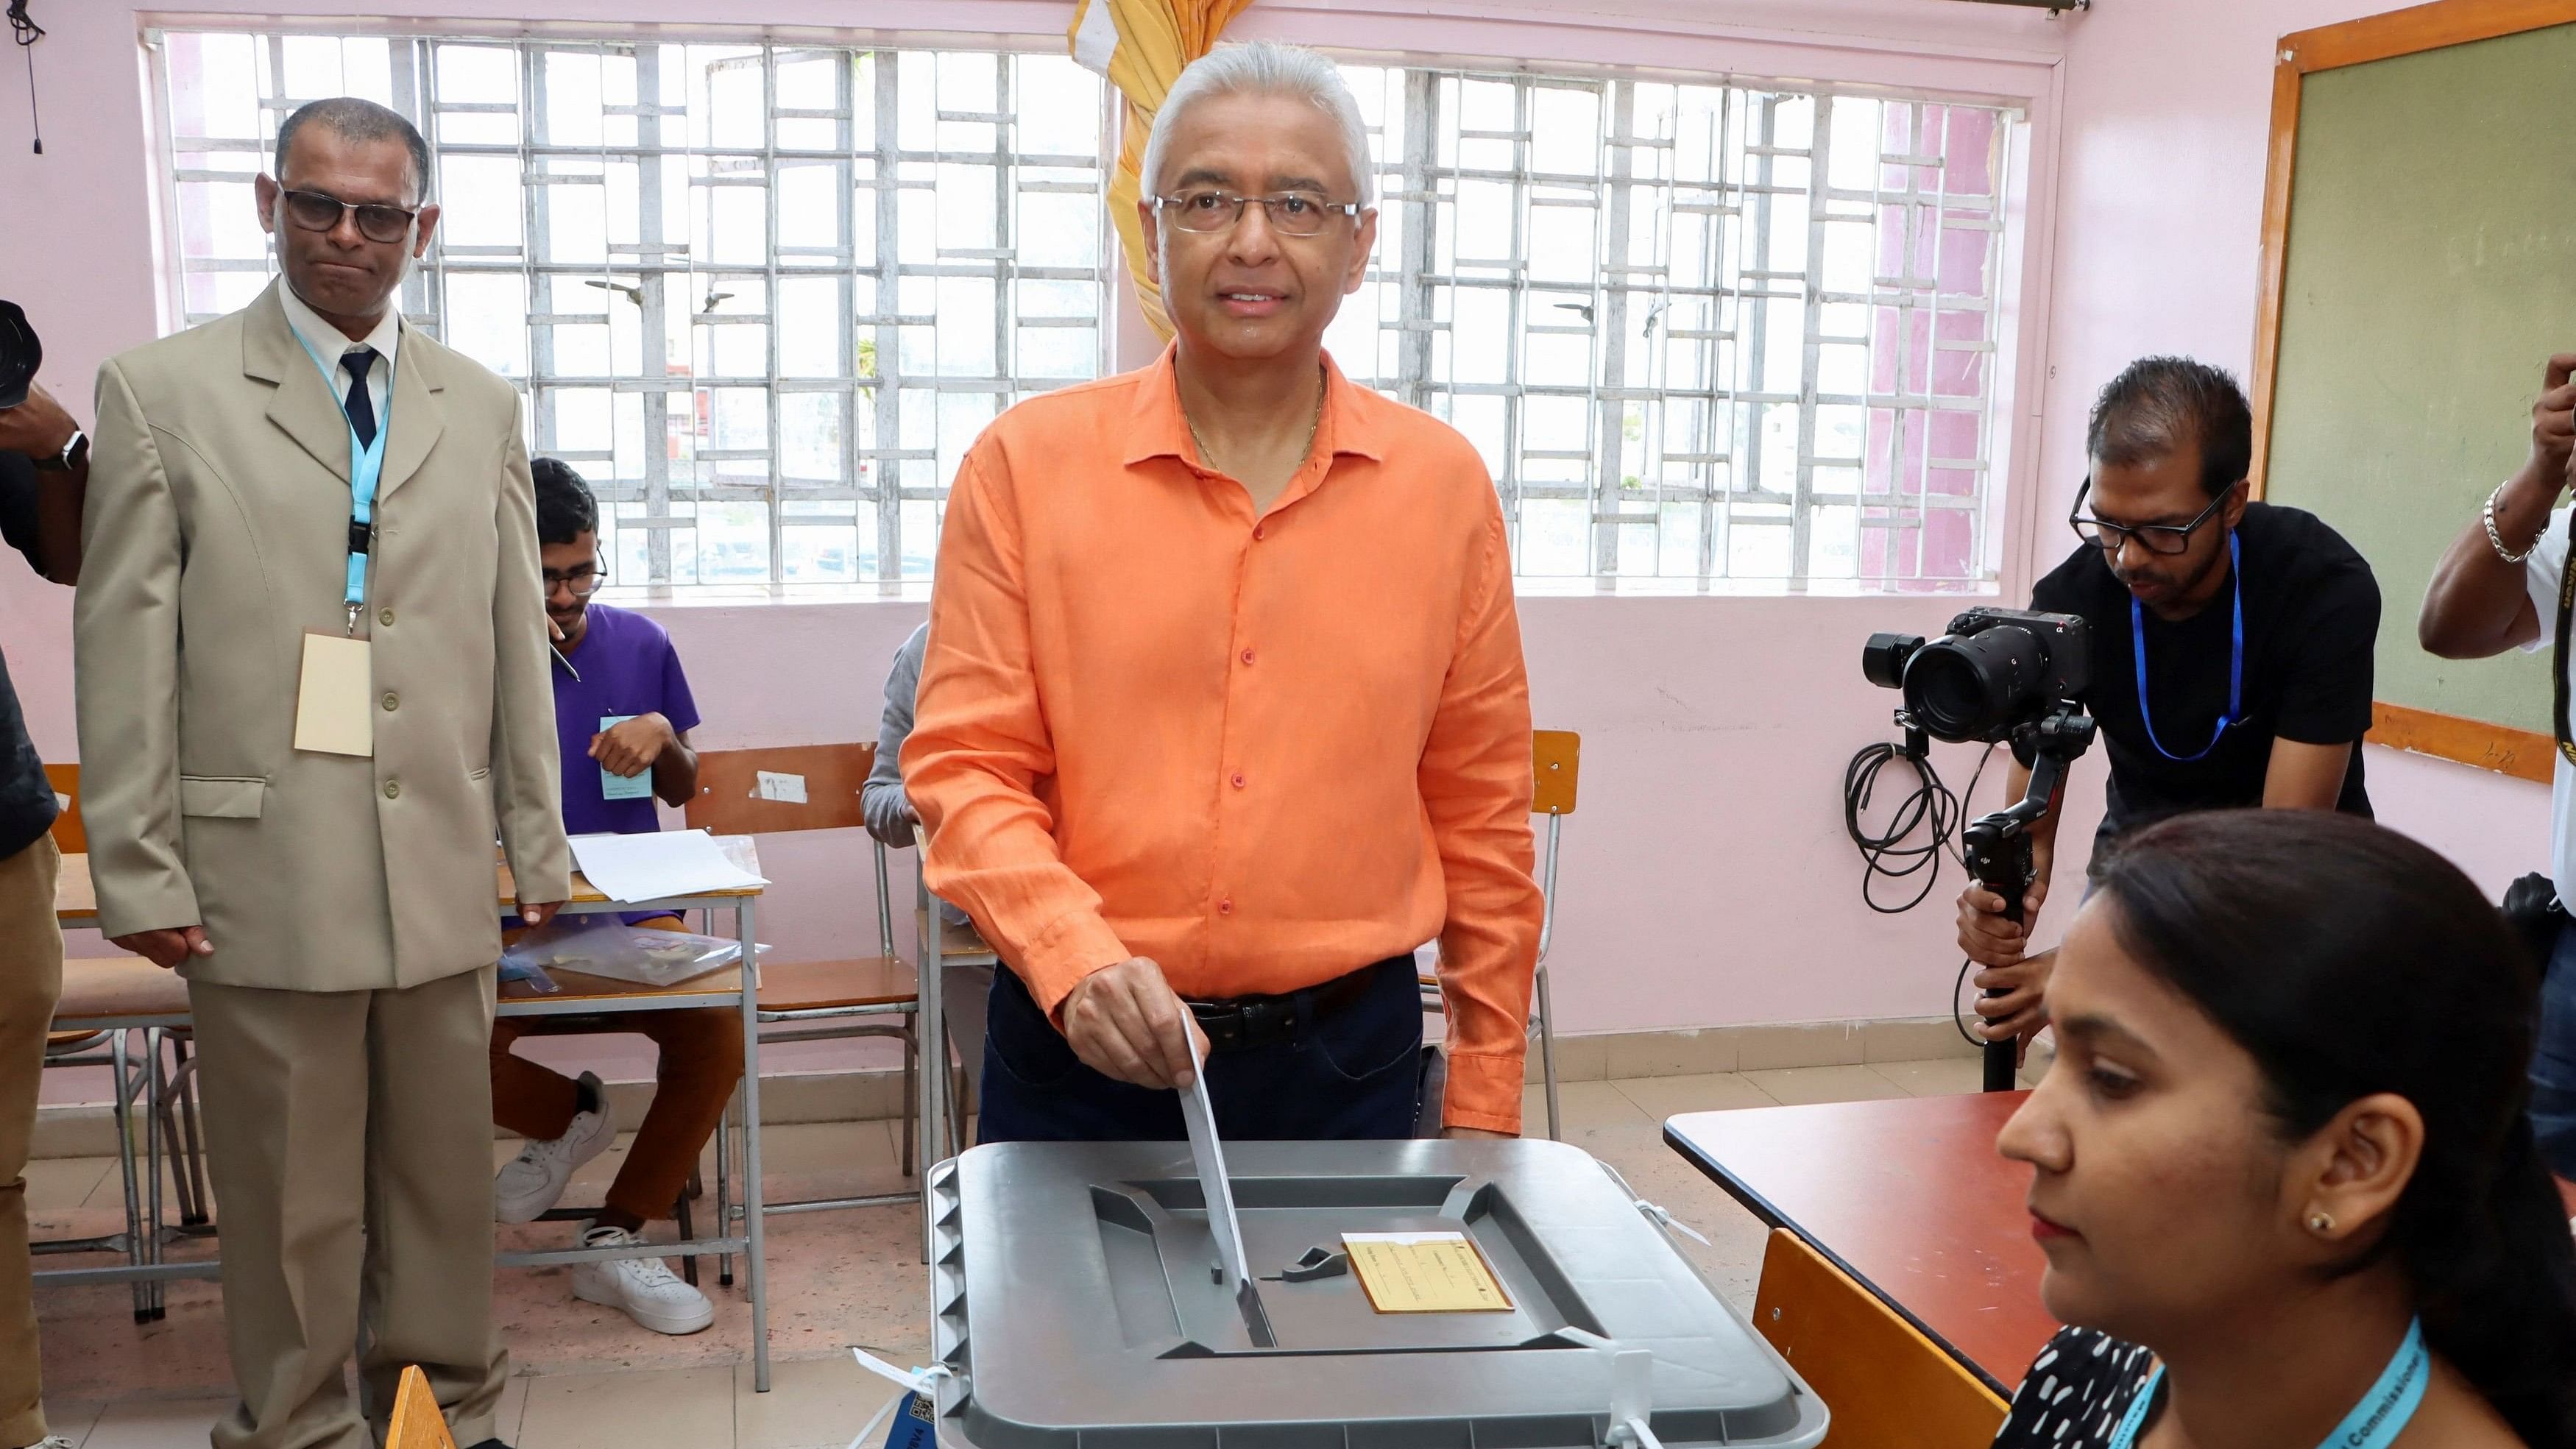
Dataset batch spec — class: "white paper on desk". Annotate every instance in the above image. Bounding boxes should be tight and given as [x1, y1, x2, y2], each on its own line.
[567, 829, 768, 905]
[1178, 1035, 1250, 1293]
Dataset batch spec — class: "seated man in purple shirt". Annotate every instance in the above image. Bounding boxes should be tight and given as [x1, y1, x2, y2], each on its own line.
[488, 458, 738, 1336]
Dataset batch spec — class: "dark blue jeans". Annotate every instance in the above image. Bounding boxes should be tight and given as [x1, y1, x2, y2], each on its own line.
[2536, 920, 2576, 1178]
[976, 957, 1423, 1144]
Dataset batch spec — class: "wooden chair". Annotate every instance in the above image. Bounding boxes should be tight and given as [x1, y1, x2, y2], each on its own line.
[1418, 729, 1579, 1139]
[685, 744, 925, 1214]
[385, 1366, 458, 1449]
[1751, 1228, 2010, 1448]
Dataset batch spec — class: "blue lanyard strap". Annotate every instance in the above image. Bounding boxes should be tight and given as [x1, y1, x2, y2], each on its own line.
[288, 328, 392, 633]
[2131, 531, 2243, 763]
[2106, 1318, 2427, 1449]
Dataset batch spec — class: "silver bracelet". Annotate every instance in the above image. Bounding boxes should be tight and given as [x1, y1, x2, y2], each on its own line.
[2486, 482, 2544, 564]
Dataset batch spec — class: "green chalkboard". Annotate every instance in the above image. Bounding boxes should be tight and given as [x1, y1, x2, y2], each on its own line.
[2262, 20, 2576, 740]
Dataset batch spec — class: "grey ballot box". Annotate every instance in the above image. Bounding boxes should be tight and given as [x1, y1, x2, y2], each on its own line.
[921, 1138, 1829, 1449]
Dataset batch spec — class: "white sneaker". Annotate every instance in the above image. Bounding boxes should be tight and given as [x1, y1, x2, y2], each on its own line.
[495, 1071, 614, 1223]
[570, 1224, 715, 1336]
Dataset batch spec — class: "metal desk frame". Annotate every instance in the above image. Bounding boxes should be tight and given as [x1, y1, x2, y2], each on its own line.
[45, 855, 781, 1393]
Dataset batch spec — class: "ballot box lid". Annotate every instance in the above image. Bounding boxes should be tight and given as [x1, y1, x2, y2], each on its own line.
[924, 1138, 1828, 1449]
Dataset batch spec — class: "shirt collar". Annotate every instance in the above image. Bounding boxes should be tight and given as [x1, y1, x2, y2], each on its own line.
[1123, 344, 1389, 470]
[277, 277, 403, 374]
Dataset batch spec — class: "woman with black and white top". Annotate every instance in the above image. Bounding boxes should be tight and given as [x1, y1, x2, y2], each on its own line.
[1986, 810, 2576, 1449]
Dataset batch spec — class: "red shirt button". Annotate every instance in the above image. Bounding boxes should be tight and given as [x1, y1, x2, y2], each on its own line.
[1253, 525, 1267, 541]
[1217, 899, 1234, 915]
[1231, 772, 1247, 789]
[1240, 648, 1256, 665]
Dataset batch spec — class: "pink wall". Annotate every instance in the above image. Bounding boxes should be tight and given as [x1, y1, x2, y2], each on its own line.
[0, 0, 2542, 1035]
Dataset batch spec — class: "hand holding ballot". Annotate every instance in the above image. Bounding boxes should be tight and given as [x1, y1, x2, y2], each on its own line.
[1061, 955, 1210, 1091]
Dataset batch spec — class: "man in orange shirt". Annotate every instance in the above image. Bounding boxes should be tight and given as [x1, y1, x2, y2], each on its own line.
[904, 40, 1543, 1143]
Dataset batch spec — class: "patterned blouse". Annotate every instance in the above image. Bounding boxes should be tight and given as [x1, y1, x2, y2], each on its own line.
[1992, 1326, 2162, 1448]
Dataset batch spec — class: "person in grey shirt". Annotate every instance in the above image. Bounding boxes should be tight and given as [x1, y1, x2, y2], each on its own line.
[865, 623, 991, 1122]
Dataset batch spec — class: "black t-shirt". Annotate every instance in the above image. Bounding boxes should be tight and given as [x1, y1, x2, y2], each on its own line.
[2028, 501, 2377, 840]
[0, 451, 59, 860]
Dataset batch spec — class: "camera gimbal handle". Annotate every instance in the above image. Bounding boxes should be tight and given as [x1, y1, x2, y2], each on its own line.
[1958, 706, 2095, 1091]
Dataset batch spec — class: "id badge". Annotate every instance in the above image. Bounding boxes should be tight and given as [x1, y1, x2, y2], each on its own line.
[882, 1390, 936, 1449]
[293, 631, 374, 757]
[598, 714, 654, 799]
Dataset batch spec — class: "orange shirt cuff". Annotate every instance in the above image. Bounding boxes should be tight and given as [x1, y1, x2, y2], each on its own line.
[1441, 1051, 1526, 1135]
[1013, 909, 1133, 1017]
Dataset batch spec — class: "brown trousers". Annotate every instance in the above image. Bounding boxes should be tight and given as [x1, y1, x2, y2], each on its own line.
[0, 835, 61, 1449]
[189, 967, 506, 1449]
[490, 919, 743, 1224]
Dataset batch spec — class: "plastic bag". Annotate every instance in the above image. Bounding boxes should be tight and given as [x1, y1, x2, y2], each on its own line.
[499, 918, 755, 989]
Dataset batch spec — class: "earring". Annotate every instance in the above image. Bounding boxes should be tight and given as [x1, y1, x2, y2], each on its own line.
[2307, 1211, 2336, 1235]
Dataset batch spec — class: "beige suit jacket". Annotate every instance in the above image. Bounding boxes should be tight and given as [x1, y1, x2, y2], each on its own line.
[75, 281, 570, 992]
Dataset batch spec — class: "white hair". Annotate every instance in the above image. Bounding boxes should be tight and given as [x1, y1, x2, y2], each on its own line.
[1140, 40, 1376, 210]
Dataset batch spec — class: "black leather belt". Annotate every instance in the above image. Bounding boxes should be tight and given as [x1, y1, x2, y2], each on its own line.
[1184, 957, 1398, 1054]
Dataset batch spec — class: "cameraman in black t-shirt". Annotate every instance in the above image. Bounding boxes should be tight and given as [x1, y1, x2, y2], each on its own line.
[1956, 358, 2380, 1044]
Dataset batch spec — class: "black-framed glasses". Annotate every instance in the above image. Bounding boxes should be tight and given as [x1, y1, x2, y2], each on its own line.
[542, 559, 607, 598]
[2068, 478, 2231, 557]
[1152, 189, 1363, 237]
[278, 187, 420, 245]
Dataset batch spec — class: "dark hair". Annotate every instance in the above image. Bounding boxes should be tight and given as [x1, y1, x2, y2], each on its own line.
[2092, 810, 2576, 1446]
[276, 97, 432, 206]
[2087, 356, 2253, 498]
[532, 457, 598, 548]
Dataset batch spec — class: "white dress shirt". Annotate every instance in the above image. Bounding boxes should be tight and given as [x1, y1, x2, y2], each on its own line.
[277, 279, 400, 430]
[2520, 503, 2576, 899]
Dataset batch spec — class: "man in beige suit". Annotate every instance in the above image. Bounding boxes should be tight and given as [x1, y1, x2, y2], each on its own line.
[74, 98, 566, 1449]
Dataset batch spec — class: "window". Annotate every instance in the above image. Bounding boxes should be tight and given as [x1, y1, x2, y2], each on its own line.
[1326, 68, 2019, 587]
[155, 32, 2020, 590]
[155, 32, 1110, 587]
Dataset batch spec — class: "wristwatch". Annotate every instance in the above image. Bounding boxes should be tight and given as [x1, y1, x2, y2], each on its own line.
[32, 428, 86, 472]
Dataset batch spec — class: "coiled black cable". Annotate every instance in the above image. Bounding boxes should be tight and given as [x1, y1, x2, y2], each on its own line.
[1842, 737, 1994, 914]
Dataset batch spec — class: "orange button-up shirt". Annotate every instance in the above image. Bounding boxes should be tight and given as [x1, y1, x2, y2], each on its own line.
[904, 347, 1543, 1132]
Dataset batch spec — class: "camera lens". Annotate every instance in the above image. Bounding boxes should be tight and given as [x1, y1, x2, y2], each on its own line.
[1904, 626, 2046, 742]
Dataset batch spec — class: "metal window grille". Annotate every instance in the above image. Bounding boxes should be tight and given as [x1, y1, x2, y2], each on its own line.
[154, 33, 2019, 589]
[1328, 67, 2018, 586]
[153, 32, 1111, 587]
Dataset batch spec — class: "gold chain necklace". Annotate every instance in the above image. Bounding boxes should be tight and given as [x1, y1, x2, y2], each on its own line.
[1183, 368, 1325, 476]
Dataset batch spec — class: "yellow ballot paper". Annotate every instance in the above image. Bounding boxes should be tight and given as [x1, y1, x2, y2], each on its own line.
[294, 631, 374, 757]
[1342, 1231, 1514, 1313]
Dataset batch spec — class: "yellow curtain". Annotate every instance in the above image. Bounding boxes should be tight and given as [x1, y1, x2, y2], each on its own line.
[1069, 0, 1258, 341]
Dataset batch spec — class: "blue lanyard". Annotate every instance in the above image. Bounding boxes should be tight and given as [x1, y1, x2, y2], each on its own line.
[2131, 531, 2242, 763]
[289, 329, 392, 634]
[2107, 1317, 2427, 1449]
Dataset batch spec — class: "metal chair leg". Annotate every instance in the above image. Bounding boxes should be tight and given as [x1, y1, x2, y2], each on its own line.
[170, 1035, 210, 1227]
[141, 1029, 169, 1320]
[899, 1021, 917, 1178]
[1535, 966, 1562, 1144]
[108, 1030, 148, 1322]
[676, 1170, 698, 1288]
[715, 1093, 735, 1288]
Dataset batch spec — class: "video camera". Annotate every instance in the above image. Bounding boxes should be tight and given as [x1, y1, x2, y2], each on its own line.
[0, 301, 39, 411]
[1858, 607, 2098, 1093]
[1862, 607, 2090, 745]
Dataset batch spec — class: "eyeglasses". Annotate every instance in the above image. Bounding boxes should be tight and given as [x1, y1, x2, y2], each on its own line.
[1152, 189, 1362, 237]
[543, 560, 607, 598]
[277, 187, 421, 245]
[2068, 478, 2232, 557]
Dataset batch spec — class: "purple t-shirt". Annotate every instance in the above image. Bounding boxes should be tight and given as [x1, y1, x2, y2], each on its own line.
[527, 603, 702, 927]
[551, 602, 701, 836]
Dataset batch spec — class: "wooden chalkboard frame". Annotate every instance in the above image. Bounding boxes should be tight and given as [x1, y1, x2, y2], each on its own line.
[2248, 0, 2576, 784]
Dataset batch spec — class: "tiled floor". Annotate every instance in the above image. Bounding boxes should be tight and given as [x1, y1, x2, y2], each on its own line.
[26, 1059, 1981, 1448]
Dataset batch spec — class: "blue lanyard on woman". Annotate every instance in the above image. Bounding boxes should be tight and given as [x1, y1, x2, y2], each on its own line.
[2106, 1317, 2427, 1449]
[2132, 531, 2242, 763]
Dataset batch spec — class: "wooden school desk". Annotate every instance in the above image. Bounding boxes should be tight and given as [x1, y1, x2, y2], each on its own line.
[1666, 1090, 2053, 1395]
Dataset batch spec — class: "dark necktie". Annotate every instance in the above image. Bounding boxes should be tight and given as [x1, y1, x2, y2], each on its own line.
[341, 347, 378, 450]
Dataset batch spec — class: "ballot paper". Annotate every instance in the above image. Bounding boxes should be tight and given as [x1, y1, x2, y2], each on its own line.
[1343, 1231, 1515, 1313]
[1178, 1035, 1250, 1292]
[569, 829, 768, 904]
